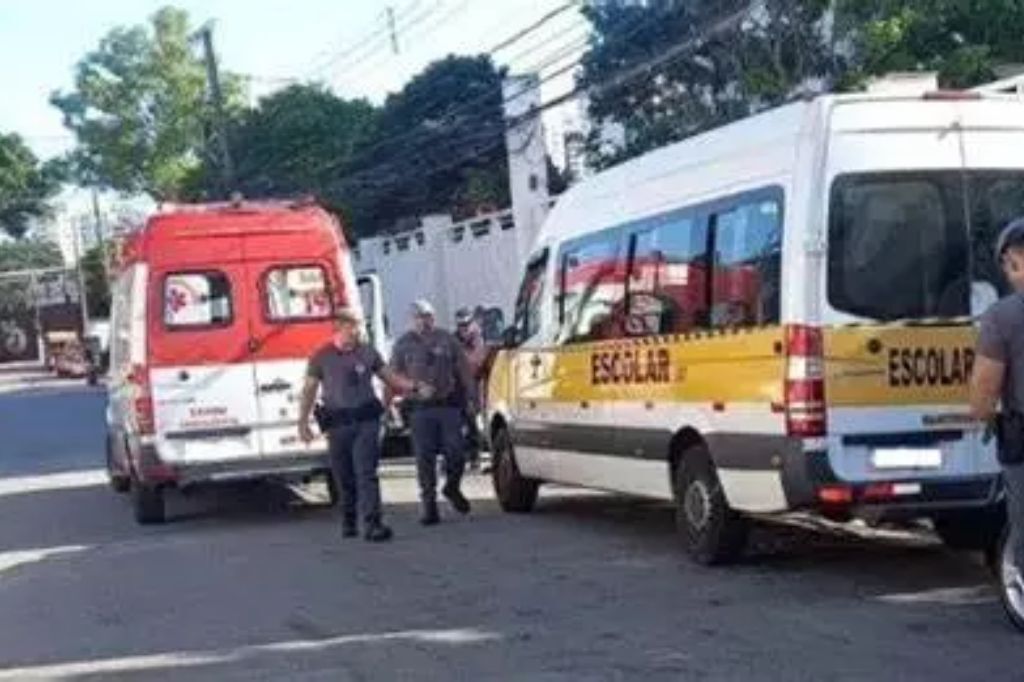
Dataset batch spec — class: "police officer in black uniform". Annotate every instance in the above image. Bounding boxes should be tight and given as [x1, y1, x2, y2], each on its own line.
[392, 300, 476, 525]
[299, 308, 418, 542]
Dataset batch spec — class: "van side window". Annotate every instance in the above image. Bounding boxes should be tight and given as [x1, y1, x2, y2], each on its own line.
[164, 272, 233, 328]
[559, 231, 627, 343]
[264, 266, 333, 321]
[627, 213, 709, 335]
[513, 251, 549, 344]
[711, 197, 782, 327]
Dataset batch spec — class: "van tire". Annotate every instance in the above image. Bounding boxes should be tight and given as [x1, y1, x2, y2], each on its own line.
[106, 434, 130, 494]
[996, 526, 1024, 632]
[674, 445, 749, 565]
[132, 482, 166, 525]
[491, 427, 539, 513]
[933, 507, 1005, 552]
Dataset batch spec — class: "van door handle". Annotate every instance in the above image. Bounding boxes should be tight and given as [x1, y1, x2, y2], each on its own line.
[248, 338, 261, 353]
[178, 370, 190, 382]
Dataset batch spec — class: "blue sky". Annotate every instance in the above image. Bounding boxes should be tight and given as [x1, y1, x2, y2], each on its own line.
[0, 0, 586, 160]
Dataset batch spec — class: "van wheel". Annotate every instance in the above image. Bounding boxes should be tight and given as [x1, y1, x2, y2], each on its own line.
[106, 434, 130, 494]
[491, 427, 539, 513]
[674, 445, 749, 565]
[997, 526, 1024, 632]
[132, 482, 166, 525]
[933, 507, 1005, 552]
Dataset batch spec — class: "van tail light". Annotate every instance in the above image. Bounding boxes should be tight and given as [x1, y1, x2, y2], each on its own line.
[785, 325, 827, 438]
[128, 364, 155, 436]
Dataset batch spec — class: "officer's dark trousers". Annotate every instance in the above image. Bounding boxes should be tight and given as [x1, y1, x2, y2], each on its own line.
[410, 406, 465, 504]
[327, 419, 383, 525]
[1006, 462, 1024, 572]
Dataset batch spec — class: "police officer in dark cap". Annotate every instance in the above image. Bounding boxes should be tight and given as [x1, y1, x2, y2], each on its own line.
[392, 299, 476, 525]
[299, 307, 420, 542]
[971, 216, 1024, 630]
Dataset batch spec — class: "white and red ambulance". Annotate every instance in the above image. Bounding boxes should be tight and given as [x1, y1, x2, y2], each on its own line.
[105, 198, 374, 524]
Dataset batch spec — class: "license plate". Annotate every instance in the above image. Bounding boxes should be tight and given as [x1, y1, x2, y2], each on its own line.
[872, 447, 942, 470]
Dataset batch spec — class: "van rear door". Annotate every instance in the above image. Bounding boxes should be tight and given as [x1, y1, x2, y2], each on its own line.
[150, 265, 263, 463]
[821, 98, 1006, 497]
[247, 259, 340, 457]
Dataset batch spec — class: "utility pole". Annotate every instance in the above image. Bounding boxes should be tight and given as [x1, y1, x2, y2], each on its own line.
[386, 7, 400, 54]
[90, 188, 108, 281]
[71, 217, 90, 336]
[193, 22, 236, 195]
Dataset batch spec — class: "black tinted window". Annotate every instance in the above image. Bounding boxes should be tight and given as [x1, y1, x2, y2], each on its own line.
[829, 174, 968, 320]
[559, 231, 626, 343]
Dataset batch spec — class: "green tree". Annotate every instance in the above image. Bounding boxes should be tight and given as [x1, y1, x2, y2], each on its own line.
[835, 0, 1024, 89]
[228, 85, 378, 216]
[51, 7, 244, 200]
[578, 0, 833, 169]
[80, 246, 111, 319]
[342, 54, 509, 234]
[0, 133, 60, 239]
[0, 238, 63, 273]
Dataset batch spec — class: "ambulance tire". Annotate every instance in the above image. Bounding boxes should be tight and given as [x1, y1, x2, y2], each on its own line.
[674, 446, 749, 566]
[131, 481, 166, 525]
[933, 508, 1005, 552]
[106, 434, 130, 494]
[492, 427, 539, 513]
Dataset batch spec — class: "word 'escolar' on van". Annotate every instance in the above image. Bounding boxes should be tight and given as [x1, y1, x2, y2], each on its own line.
[105, 198, 382, 524]
[486, 88, 1024, 564]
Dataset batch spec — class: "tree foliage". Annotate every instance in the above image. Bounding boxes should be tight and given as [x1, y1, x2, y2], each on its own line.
[343, 54, 509, 232]
[51, 7, 244, 200]
[835, 0, 1024, 89]
[227, 84, 378, 218]
[0, 133, 61, 239]
[81, 246, 111, 319]
[578, 0, 833, 169]
[0, 238, 63, 273]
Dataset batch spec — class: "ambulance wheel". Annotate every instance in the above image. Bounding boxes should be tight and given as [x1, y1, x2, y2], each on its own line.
[997, 526, 1024, 632]
[933, 507, 1005, 551]
[492, 427, 539, 513]
[131, 482, 166, 525]
[674, 445, 749, 566]
[106, 434, 130, 494]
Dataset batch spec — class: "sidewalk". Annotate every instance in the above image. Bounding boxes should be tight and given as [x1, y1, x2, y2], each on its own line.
[0, 362, 72, 394]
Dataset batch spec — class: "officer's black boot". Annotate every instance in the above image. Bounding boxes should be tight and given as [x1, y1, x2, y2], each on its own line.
[420, 500, 440, 526]
[442, 480, 471, 515]
[364, 519, 393, 542]
[341, 515, 358, 539]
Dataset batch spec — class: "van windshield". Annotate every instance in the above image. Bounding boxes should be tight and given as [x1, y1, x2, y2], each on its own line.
[828, 171, 1024, 321]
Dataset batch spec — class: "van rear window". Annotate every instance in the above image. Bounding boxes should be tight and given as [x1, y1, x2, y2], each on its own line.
[164, 272, 233, 328]
[264, 266, 333, 321]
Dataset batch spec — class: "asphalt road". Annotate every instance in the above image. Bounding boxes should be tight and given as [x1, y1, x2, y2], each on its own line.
[0, 369, 1020, 681]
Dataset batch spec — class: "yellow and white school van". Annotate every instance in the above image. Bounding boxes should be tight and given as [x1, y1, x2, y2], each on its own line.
[486, 89, 1024, 564]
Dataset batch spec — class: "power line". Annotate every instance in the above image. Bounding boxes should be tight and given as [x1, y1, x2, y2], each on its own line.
[487, 0, 582, 55]
[333, 4, 755, 196]
[305, 0, 425, 78]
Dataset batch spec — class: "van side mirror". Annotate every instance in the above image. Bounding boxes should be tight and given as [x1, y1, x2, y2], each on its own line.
[502, 326, 519, 349]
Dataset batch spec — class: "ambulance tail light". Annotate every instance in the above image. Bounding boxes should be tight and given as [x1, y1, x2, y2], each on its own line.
[128, 364, 155, 436]
[785, 325, 827, 438]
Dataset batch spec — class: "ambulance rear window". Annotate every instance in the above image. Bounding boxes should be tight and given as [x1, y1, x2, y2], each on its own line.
[264, 266, 333, 321]
[164, 272, 233, 328]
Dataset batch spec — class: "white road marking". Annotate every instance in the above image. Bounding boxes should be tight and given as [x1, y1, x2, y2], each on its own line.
[0, 469, 107, 498]
[873, 585, 996, 606]
[0, 545, 89, 577]
[0, 628, 502, 680]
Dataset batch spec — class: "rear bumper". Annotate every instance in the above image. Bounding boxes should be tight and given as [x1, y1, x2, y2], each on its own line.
[134, 443, 329, 487]
[708, 434, 1002, 516]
